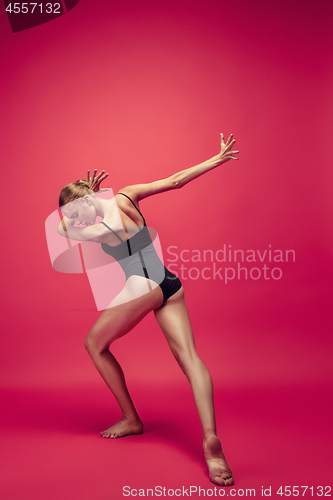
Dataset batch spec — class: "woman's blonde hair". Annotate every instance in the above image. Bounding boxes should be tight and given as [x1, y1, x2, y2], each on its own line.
[59, 179, 94, 208]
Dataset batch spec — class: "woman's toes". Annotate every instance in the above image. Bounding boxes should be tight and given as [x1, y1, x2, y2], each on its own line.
[101, 430, 111, 438]
[210, 471, 223, 485]
[209, 467, 234, 487]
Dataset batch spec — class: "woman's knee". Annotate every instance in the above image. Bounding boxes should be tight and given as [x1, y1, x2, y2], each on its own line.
[173, 345, 201, 372]
[176, 348, 210, 377]
[84, 331, 107, 356]
[84, 333, 94, 355]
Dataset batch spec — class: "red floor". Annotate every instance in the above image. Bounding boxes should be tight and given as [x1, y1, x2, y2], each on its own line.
[1, 382, 332, 499]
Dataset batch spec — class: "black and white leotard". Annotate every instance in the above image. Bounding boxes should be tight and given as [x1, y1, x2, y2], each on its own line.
[100, 193, 182, 305]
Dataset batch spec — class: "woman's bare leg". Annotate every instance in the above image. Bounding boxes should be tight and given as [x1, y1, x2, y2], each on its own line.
[84, 276, 163, 438]
[154, 287, 233, 486]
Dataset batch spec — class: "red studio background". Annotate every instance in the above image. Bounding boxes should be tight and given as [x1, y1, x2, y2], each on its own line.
[1, 0, 332, 498]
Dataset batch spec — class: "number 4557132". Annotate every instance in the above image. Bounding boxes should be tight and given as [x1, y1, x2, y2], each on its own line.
[277, 486, 331, 496]
[6, 3, 61, 14]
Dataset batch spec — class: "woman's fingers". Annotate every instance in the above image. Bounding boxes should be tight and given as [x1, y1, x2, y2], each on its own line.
[223, 139, 236, 154]
[225, 149, 239, 161]
[99, 172, 109, 182]
[219, 133, 239, 164]
[220, 133, 235, 153]
[94, 170, 105, 181]
[86, 169, 109, 191]
[87, 168, 98, 183]
[94, 171, 108, 184]
[225, 134, 233, 147]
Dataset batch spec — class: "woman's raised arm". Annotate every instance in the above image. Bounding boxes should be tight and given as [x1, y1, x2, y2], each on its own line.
[122, 134, 239, 202]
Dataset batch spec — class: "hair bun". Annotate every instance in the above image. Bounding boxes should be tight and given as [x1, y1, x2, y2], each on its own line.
[75, 179, 90, 188]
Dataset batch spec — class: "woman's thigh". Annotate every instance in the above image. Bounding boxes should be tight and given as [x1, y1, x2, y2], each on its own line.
[87, 276, 163, 352]
[153, 287, 197, 361]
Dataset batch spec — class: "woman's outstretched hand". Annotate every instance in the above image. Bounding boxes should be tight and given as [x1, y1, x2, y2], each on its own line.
[218, 134, 239, 164]
[87, 169, 109, 192]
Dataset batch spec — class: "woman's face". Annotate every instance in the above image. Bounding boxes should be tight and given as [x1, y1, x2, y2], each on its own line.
[61, 196, 97, 226]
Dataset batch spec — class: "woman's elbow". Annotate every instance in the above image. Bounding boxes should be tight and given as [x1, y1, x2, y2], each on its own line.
[169, 175, 183, 189]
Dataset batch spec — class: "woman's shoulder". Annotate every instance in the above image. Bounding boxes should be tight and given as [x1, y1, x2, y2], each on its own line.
[115, 189, 140, 210]
[116, 186, 139, 203]
[115, 189, 145, 225]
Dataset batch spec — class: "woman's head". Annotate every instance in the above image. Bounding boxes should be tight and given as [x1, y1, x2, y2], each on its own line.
[59, 179, 94, 208]
[59, 180, 99, 226]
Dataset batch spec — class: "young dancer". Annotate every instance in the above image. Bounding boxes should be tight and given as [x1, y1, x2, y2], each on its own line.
[57, 133, 239, 486]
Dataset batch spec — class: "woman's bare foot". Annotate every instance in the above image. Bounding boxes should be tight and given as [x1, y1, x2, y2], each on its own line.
[100, 417, 143, 439]
[203, 434, 234, 486]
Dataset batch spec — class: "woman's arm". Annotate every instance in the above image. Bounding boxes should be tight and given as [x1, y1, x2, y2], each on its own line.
[57, 216, 107, 242]
[122, 133, 239, 202]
